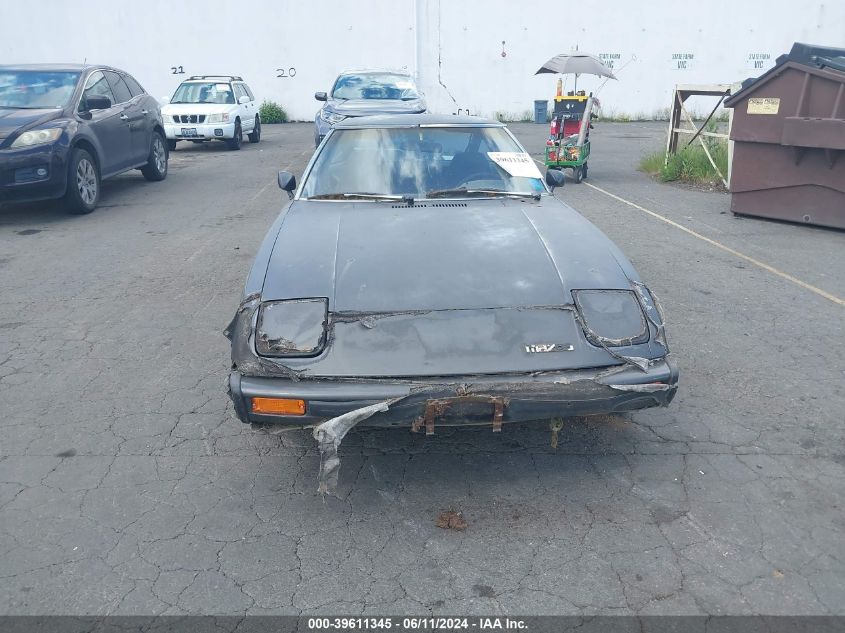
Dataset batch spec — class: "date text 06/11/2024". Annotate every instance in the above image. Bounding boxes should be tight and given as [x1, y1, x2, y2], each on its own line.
[307, 617, 529, 630]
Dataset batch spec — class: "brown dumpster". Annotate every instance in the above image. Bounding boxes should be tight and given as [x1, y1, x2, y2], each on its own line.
[725, 43, 845, 229]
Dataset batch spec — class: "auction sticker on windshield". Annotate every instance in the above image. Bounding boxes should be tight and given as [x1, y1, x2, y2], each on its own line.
[487, 152, 543, 178]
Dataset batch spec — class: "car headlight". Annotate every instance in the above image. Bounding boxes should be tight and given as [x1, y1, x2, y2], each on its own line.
[573, 290, 648, 347]
[10, 128, 62, 148]
[255, 298, 328, 357]
[320, 109, 346, 124]
[206, 112, 230, 123]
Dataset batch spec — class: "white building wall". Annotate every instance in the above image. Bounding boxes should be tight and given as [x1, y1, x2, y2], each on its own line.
[1, 0, 842, 120]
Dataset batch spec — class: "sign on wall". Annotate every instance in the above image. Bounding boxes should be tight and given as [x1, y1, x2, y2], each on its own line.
[598, 53, 622, 70]
[670, 53, 695, 70]
[746, 53, 773, 70]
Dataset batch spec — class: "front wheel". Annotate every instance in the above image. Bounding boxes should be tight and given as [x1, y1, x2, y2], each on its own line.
[572, 166, 583, 184]
[64, 148, 100, 214]
[248, 117, 261, 143]
[141, 132, 168, 182]
[226, 121, 242, 150]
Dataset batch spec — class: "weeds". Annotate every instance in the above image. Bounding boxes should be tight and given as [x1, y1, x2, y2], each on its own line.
[259, 100, 288, 124]
[639, 137, 728, 186]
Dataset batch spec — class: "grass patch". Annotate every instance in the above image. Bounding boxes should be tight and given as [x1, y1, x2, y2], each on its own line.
[259, 100, 288, 124]
[639, 139, 728, 186]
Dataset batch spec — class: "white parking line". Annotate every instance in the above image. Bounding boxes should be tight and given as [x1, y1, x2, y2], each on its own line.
[533, 158, 845, 307]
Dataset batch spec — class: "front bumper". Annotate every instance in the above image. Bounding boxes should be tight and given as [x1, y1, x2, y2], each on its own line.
[0, 143, 67, 204]
[164, 121, 236, 141]
[228, 358, 679, 428]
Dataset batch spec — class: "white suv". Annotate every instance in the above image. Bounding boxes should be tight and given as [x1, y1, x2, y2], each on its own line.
[161, 75, 260, 151]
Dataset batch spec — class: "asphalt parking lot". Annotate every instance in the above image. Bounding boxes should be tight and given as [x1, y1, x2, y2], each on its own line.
[1, 121, 843, 616]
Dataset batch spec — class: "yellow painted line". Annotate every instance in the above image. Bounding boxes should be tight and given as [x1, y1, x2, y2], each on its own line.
[532, 157, 845, 307]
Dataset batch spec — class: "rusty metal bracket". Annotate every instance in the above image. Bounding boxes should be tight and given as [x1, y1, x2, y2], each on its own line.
[492, 399, 504, 432]
[411, 396, 508, 434]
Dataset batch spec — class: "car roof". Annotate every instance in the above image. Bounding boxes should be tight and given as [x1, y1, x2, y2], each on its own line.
[337, 69, 413, 77]
[333, 113, 504, 129]
[0, 63, 127, 74]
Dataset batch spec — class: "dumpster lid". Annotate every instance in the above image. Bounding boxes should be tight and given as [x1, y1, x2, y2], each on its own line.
[783, 42, 845, 72]
[725, 42, 845, 108]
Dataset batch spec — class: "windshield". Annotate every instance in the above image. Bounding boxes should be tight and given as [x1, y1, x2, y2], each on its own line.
[170, 81, 234, 104]
[0, 71, 80, 109]
[331, 73, 419, 101]
[300, 126, 546, 199]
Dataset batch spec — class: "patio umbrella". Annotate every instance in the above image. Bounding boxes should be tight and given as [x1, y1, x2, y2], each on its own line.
[535, 53, 617, 80]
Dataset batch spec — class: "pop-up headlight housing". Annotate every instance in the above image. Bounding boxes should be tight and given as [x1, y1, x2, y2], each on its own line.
[573, 290, 648, 347]
[255, 298, 328, 357]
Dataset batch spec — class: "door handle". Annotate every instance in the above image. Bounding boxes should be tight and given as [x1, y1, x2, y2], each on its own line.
[120, 114, 129, 121]
[141, 110, 149, 115]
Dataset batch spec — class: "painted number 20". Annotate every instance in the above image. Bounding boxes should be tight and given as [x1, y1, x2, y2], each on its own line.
[276, 67, 297, 78]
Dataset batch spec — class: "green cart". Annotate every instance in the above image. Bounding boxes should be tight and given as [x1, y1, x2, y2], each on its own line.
[544, 94, 596, 183]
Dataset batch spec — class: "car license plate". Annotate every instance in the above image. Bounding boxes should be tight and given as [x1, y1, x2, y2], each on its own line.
[181, 128, 198, 137]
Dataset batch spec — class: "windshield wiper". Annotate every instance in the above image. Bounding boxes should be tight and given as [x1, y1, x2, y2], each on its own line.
[426, 188, 541, 201]
[307, 193, 417, 204]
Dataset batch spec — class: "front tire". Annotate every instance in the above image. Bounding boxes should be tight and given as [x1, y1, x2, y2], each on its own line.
[248, 117, 261, 143]
[64, 148, 100, 215]
[226, 121, 242, 150]
[141, 131, 168, 182]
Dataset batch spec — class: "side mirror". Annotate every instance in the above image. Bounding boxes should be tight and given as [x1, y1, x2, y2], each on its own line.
[314, 92, 327, 102]
[278, 170, 296, 199]
[84, 95, 112, 111]
[545, 169, 565, 192]
[238, 95, 250, 104]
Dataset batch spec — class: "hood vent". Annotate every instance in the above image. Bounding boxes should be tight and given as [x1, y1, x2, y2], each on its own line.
[390, 202, 468, 208]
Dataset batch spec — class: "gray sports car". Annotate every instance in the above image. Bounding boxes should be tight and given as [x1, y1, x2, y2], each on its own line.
[226, 114, 678, 443]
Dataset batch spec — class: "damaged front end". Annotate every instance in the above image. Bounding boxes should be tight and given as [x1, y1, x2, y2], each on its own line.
[225, 284, 678, 493]
[224, 284, 678, 425]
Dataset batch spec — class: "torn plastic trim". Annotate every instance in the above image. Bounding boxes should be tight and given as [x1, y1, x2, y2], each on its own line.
[632, 281, 669, 351]
[608, 383, 673, 392]
[313, 399, 401, 495]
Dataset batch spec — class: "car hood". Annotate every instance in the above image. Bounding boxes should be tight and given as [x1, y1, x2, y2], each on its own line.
[328, 97, 426, 117]
[261, 197, 638, 311]
[0, 108, 63, 142]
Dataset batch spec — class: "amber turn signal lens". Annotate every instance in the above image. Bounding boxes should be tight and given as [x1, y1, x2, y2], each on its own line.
[251, 397, 306, 415]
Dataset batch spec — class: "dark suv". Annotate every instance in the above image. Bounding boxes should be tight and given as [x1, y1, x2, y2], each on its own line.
[0, 64, 168, 214]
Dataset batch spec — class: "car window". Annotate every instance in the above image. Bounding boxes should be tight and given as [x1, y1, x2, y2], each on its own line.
[233, 83, 247, 101]
[104, 71, 132, 104]
[123, 74, 145, 98]
[242, 84, 255, 101]
[0, 70, 80, 108]
[301, 126, 544, 198]
[79, 71, 116, 111]
[331, 73, 419, 101]
[171, 81, 235, 104]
